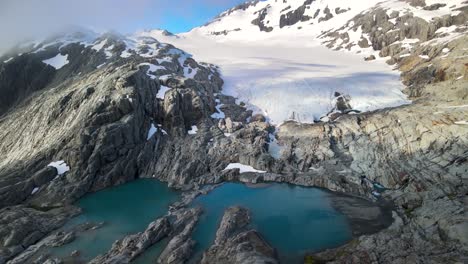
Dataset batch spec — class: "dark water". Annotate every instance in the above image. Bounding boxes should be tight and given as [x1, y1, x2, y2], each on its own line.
[191, 183, 352, 263]
[49, 179, 180, 261]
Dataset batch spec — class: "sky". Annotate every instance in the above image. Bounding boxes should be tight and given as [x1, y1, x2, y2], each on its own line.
[0, 0, 246, 53]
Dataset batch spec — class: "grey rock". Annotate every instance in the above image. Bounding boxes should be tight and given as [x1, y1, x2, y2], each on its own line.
[157, 208, 202, 264]
[201, 206, 278, 264]
[90, 217, 170, 264]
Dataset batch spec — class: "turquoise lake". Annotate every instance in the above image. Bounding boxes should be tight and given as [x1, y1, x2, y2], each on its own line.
[51, 180, 353, 263]
[191, 183, 352, 263]
[49, 179, 180, 261]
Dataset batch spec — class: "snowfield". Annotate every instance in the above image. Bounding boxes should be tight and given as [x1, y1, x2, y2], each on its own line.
[138, 0, 466, 124]
[143, 30, 409, 124]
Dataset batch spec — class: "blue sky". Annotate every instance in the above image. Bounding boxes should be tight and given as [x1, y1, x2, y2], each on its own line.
[148, 0, 247, 33]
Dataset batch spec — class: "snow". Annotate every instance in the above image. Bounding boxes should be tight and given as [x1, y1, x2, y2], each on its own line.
[211, 103, 226, 119]
[133, 0, 464, 124]
[3, 57, 13, 63]
[31, 187, 39, 195]
[184, 66, 198, 78]
[223, 163, 266, 173]
[48, 160, 70, 175]
[138, 63, 165, 79]
[147, 123, 158, 140]
[188, 125, 198, 135]
[157, 85, 171, 99]
[419, 55, 430, 59]
[42, 54, 69, 69]
[148, 29, 409, 124]
[120, 50, 132, 58]
[442, 48, 450, 53]
[455, 121, 468, 125]
[92, 39, 108, 51]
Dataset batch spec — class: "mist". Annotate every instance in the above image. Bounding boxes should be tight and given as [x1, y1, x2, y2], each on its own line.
[0, 0, 246, 54]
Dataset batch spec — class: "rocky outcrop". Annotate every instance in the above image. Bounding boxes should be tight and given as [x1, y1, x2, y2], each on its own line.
[279, 0, 314, 28]
[90, 217, 170, 264]
[252, 6, 274, 32]
[158, 208, 202, 264]
[0, 205, 79, 263]
[201, 206, 279, 264]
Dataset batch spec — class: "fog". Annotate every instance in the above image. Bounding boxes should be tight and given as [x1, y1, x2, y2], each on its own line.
[0, 0, 244, 54]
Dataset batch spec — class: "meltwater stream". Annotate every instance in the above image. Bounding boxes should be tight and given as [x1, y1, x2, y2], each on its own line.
[50, 180, 353, 263]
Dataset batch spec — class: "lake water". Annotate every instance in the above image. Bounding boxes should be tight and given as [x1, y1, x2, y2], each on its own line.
[51, 181, 352, 263]
[49, 179, 180, 261]
[191, 183, 352, 263]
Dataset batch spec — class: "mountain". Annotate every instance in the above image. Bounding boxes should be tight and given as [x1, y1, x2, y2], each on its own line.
[140, 0, 466, 123]
[0, 0, 467, 263]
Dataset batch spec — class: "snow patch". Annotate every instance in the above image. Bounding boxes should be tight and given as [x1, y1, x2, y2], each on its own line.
[42, 54, 69, 69]
[188, 125, 198, 135]
[138, 63, 165, 79]
[48, 160, 70, 175]
[455, 121, 468, 125]
[147, 123, 158, 140]
[211, 103, 226, 119]
[223, 163, 266, 173]
[31, 187, 39, 195]
[157, 85, 171, 99]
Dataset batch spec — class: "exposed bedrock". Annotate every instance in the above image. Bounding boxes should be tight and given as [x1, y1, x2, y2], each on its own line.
[201, 206, 279, 264]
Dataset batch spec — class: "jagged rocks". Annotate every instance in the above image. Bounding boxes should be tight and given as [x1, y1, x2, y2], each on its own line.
[158, 208, 202, 264]
[0, 205, 79, 263]
[279, 1, 313, 28]
[90, 217, 170, 264]
[201, 206, 279, 264]
[252, 6, 274, 32]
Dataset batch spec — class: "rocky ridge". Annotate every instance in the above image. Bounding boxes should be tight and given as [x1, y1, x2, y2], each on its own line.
[200, 206, 279, 264]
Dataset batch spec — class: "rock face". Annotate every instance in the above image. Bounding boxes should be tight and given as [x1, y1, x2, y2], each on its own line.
[279, 0, 314, 28]
[0, 205, 79, 263]
[201, 206, 279, 264]
[158, 208, 202, 264]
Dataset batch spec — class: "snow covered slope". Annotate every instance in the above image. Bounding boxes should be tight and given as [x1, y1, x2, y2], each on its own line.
[142, 0, 465, 124]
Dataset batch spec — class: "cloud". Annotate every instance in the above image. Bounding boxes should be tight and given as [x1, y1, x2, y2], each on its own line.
[0, 0, 245, 54]
[0, 0, 152, 53]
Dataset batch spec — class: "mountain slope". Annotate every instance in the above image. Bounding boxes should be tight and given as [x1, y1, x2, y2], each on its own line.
[142, 0, 467, 124]
[0, 0, 467, 263]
